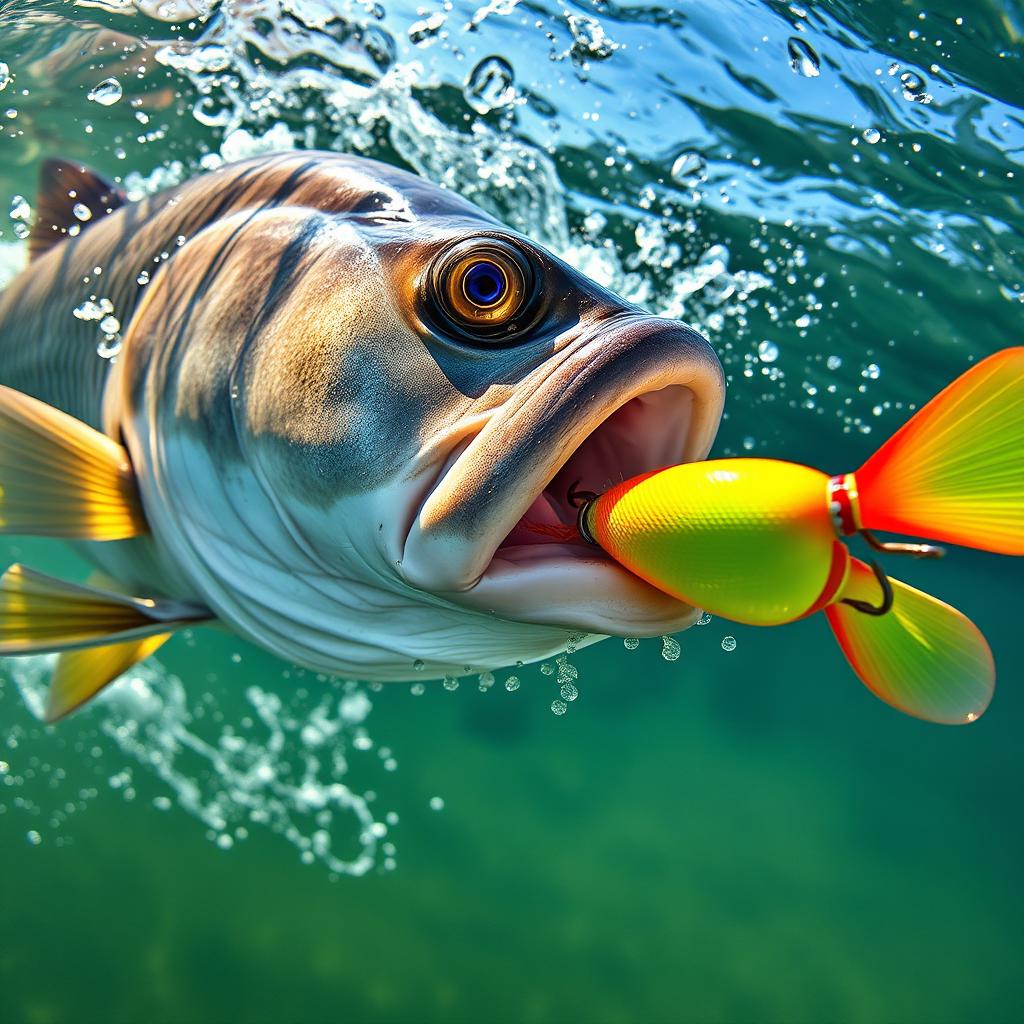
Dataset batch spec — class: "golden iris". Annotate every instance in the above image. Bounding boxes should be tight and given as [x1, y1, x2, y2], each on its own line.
[433, 240, 532, 333]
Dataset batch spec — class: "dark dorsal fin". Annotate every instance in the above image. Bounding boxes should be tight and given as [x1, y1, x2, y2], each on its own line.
[29, 158, 126, 261]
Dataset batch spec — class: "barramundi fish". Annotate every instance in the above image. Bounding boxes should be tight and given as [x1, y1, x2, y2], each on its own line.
[0, 152, 724, 721]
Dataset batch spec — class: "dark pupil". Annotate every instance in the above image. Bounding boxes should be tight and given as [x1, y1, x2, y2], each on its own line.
[463, 261, 505, 306]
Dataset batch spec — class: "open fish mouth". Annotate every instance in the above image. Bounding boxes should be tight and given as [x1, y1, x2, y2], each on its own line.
[401, 315, 725, 636]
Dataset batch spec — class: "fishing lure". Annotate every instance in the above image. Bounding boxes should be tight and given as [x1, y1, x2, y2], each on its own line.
[577, 348, 1024, 724]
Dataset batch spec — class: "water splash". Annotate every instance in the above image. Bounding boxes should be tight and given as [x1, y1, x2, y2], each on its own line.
[4, 655, 394, 877]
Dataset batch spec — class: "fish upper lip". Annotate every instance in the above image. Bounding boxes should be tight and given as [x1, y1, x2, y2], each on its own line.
[399, 314, 725, 634]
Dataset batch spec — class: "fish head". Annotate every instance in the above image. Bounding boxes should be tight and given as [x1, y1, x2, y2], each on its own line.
[122, 156, 724, 678]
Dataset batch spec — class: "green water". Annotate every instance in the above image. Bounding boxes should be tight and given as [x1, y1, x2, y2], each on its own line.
[1, 1, 1023, 1021]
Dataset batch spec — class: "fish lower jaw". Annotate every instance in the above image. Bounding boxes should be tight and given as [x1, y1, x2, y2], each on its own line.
[455, 546, 701, 637]
[405, 383, 706, 635]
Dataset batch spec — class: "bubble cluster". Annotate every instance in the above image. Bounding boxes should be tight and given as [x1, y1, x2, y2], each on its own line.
[3, 656, 395, 878]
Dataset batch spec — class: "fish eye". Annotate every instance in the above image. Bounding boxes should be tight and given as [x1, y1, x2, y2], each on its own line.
[427, 238, 538, 341]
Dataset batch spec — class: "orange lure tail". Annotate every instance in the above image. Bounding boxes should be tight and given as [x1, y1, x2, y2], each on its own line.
[841, 347, 1024, 555]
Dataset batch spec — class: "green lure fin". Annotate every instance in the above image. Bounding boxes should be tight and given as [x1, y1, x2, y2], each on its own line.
[29, 158, 126, 261]
[0, 385, 147, 539]
[0, 564, 209, 722]
[825, 558, 994, 725]
[46, 633, 173, 723]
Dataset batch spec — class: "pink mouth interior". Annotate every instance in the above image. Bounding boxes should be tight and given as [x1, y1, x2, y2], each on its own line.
[496, 384, 694, 557]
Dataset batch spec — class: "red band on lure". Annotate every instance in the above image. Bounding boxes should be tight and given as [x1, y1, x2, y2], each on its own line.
[801, 539, 851, 618]
[828, 473, 861, 536]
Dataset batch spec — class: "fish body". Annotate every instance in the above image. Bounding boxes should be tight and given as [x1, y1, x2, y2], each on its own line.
[0, 151, 725, 715]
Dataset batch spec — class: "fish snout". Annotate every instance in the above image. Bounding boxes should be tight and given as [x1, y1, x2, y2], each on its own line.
[399, 313, 725, 627]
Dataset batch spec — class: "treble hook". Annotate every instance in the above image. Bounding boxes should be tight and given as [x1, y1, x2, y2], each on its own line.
[840, 558, 894, 617]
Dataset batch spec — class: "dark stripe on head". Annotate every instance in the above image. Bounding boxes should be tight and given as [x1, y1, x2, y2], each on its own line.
[242, 212, 327, 348]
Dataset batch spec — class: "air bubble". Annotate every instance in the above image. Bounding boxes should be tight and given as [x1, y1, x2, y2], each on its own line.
[550, 699, 568, 715]
[97, 336, 122, 360]
[429, 796, 445, 811]
[87, 78, 123, 106]
[408, 12, 446, 46]
[721, 636, 737, 652]
[9, 195, 29, 221]
[696, 612, 712, 626]
[900, 71, 931, 103]
[504, 676, 520, 692]
[559, 682, 578, 701]
[787, 37, 820, 78]
[623, 637, 640, 650]
[465, 56, 516, 114]
[661, 636, 681, 661]
[72, 203, 92, 222]
[0, 63, 10, 92]
[442, 675, 459, 691]
[862, 127, 881, 144]
[670, 151, 707, 187]
[757, 340, 779, 363]
[73, 299, 110, 322]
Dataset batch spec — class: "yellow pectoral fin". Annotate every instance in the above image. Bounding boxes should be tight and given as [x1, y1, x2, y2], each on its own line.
[45, 633, 173, 723]
[0, 385, 146, 540]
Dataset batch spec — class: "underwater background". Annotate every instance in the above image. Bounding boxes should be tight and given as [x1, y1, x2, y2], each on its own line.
[1, 0, 1022, 1021]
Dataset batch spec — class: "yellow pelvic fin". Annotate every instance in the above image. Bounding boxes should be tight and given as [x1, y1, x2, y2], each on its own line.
[45, 633, 172, 724]
[0, 386, 147, 540]
[825, 558, 994, 725]
[0, 563, 206, 655]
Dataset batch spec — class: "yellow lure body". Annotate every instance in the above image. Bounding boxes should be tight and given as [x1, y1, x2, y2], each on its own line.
[589, 459, 848, 626]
